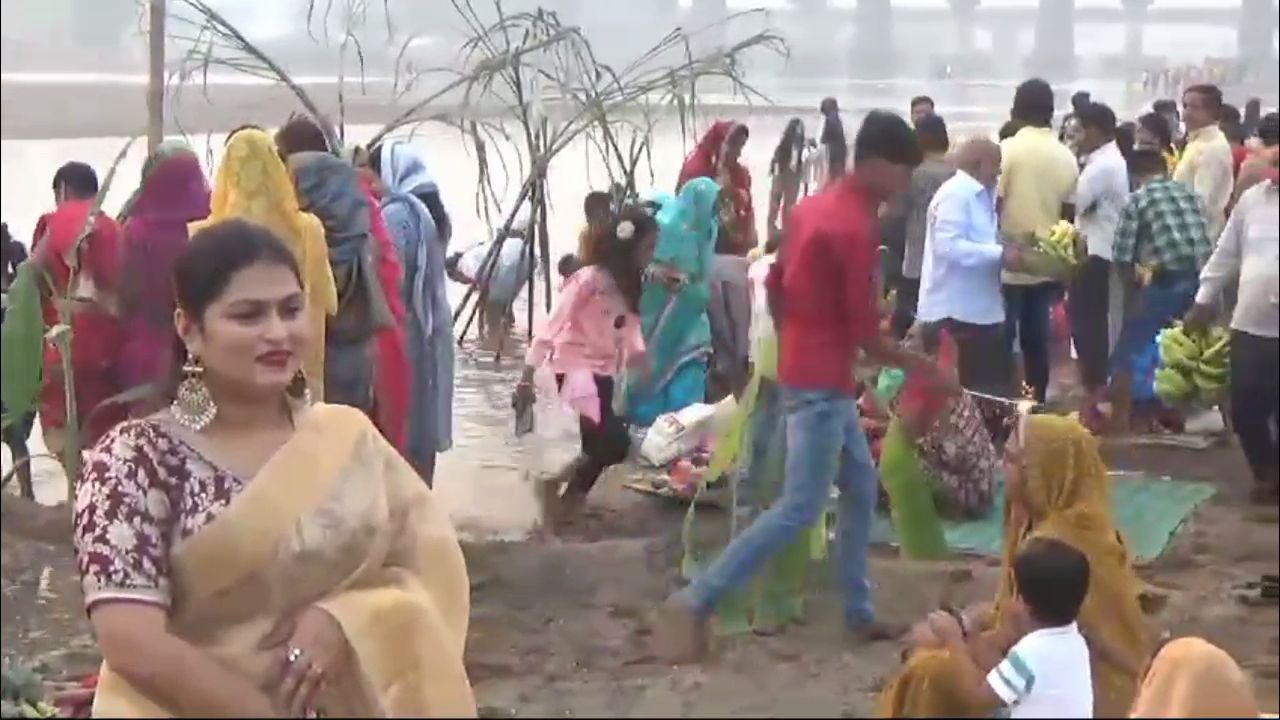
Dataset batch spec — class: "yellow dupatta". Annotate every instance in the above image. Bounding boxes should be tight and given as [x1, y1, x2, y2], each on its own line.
[879, 415, 1148, 718]
[190, 130, 338, 399]
[1128, 637, 1261, 718]
[92, 404, 475, 718]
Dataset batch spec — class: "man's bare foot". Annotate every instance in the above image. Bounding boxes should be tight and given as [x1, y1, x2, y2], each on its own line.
[654, 594, 710, 664]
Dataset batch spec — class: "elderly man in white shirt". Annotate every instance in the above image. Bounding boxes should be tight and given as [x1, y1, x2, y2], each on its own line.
[917, 138, 1023, 396]
[1068, 101, 1131, 426]
[1186, 178, 1280, 504]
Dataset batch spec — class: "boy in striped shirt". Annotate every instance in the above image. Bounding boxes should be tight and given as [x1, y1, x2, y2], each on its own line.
[927, 537, 1094, 718]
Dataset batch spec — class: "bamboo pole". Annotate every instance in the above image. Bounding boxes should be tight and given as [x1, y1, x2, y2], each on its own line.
[147, 0, 167, 153]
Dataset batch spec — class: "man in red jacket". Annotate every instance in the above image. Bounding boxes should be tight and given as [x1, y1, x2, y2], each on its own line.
[659, 111, 931, 661]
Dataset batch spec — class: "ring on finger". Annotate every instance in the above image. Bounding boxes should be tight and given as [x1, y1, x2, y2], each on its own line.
[287, 646, 305, 665]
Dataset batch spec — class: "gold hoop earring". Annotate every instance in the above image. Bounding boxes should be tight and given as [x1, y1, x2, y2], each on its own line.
[286, 368, 313, 407]
[171, 357, 217, 431]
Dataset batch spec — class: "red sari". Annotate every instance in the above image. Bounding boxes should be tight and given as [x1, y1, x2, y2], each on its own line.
[32, 200, 129, 448]
[677, 120, 755, 256]
[360, 177, 410, 451]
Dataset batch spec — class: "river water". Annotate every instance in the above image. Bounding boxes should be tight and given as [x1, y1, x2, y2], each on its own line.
[0, 81, 1156, 537]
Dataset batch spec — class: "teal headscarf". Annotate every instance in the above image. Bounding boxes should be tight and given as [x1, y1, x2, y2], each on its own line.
[626, 177, 721, 424]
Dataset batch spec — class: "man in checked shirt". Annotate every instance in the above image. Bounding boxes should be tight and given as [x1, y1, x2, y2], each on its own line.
[1107, 149, 1214, 432]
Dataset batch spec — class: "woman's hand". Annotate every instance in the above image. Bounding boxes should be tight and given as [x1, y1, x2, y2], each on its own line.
[261, 606, 351, 716]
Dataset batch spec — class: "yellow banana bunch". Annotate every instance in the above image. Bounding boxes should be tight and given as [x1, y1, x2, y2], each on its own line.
[1154, 322, 1230, 407]
[1033, 220, 1080, 268]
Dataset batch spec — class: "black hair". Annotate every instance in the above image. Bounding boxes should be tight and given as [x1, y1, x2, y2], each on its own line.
[1116, 121, 1136, 171]
[1219, 103, 1242, 125]
[771, 118, 806, 176]
[1152, 99, 1179, 115]
[1069, 90, 1091, 114]
[910, 95, 935, 112]
[1222, 120, 1247, 145]
[820, 97, 839, 115]
[1183, 84, 1224, 112]
[557, 253, 581, 279]
[367, 143, 385, 175]
[174, 219, 303, 322]
[1137, 112, 1174, 153]
[1011, 78, 1056, 127]
[1012, 537, 1091, 627]
[914, 113, 950, 154]
[1077, 101, 1116, 138]
[1259, 112, 1280, 147]
[51, 161, 99, 200]
[853, 110, 923, 167]
[998, 120, 1024, 141]
[592, 206, 656, 312]
[1130, 148, 1169, 178]
[583, 191, 613, 217]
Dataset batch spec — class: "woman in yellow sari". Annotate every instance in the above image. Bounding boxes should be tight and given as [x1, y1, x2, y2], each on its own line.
[190, 127, 336, 399]
[1129, 637, 1262, 718]
[73, 220, 474, 717]
[878, 414, 1149, 718]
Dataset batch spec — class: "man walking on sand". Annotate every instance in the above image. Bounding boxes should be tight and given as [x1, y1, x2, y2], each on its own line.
[657, 112, 930, 662]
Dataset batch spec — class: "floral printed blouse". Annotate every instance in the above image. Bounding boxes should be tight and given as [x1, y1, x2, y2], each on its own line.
[74, 419, 246, 611]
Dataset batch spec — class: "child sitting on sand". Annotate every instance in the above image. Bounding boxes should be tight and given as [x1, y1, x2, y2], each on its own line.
[925, 537, 1095, 718]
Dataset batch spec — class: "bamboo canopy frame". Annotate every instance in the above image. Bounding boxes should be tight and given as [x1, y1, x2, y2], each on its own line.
[0, 0, 786, 539]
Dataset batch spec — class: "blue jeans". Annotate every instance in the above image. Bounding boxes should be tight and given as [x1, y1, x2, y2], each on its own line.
[681, 386, 879, 626]
[1110, 270, 1199, 375]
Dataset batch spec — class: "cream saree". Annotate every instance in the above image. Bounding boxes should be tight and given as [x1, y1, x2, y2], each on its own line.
[91, 404, 475, 717]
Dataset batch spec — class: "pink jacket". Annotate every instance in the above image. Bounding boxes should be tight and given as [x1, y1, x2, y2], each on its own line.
[526, 266, 645, 377]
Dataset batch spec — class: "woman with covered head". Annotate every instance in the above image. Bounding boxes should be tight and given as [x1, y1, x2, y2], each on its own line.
[190, 128, 336, 400]
[626, 176, 720, 425]
[280, 116, 414, 452]
[878, 414, 1150, 718]
[76, 220, 475, 717]
[118, 142, 211, 411]
[287, 149, 395, 415]
[365, 139, 455, 485]
[677, 120, 756, 256]
[1129, 637, 1262, 718]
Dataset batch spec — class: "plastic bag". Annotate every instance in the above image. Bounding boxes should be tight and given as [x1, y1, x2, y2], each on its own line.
[638, 402, 720, 467]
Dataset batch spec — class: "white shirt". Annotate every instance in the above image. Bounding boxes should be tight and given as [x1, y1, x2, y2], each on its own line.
[1195, 182, 1280, 338]
[917, 170, 1006, 326]
[1074, 141, 1130, 260]
[987, 622, 1094, 718]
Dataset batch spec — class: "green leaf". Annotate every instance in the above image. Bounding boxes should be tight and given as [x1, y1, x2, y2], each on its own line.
[1, 264, 44, 423]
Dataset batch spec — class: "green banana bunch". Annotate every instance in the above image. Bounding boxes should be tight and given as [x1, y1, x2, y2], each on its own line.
[1033, 220, 1080, 267]
[1154, 322, 1231, 407]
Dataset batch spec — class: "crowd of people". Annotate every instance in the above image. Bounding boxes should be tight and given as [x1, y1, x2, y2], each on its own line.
[0, 71, 1275, 716]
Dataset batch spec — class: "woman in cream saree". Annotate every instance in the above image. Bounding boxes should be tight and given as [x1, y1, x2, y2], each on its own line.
[77, 402, 475, 717]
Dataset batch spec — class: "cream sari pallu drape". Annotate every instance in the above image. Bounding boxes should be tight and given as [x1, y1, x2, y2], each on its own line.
[92, 404, 476, 718]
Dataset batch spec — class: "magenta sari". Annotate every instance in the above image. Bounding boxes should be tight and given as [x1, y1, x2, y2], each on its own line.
[118, 149, 211, 405]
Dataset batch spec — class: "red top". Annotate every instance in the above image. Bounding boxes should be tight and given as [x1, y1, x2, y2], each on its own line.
[677, 120, 755, 256]
[766, 175, 881, 394]
[32, 200, 122, 325]
[1231, 144, 1248, 178]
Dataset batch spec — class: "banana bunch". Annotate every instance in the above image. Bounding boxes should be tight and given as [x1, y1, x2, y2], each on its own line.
[1154, 322, 1230, 407]
[1033, 220, 1080, 268]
